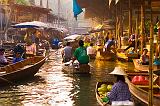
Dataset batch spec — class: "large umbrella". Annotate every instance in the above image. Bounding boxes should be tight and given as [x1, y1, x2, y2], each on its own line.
[64, 34, 81, 41]
[12, 21, 49, 28]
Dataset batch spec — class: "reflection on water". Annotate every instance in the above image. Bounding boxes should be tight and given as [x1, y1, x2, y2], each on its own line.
[0, 50, 143, 106]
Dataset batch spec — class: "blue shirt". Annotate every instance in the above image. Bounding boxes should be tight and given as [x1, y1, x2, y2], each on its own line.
[13, 57, 24, 63]
[108, 80, 131, 102]
[105, 40, 115, 51]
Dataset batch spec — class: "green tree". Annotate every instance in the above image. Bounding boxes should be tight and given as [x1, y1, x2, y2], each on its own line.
[16, 0, 28, 5]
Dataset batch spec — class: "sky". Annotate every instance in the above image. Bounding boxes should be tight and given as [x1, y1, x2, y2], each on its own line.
[33, 0, 73, 18]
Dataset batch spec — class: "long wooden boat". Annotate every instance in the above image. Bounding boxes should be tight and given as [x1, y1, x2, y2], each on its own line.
[133, 59, 160, 71]
[96, 82, 113, 106]
[117, 52, 139, 62]
[0, 56, 46, 85]
[96, 47, 116, 61]
[125, 72, 160, 106]
[62, 63, 90, 74]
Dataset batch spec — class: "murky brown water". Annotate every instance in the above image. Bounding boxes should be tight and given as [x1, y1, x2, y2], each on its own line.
[0, 50, 144, 106]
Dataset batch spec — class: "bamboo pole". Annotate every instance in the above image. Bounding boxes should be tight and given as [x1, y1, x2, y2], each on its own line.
[141, 1, 145, 54]
[135, 17, 138, 52]
[115, 4, 118, 48]
[149, 0, 153, 105]
[129, 0, 132, 36]
[119, 0, 123, 48]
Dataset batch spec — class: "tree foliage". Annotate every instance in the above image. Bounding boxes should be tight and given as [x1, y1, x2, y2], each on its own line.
[16, 0, 28, 5]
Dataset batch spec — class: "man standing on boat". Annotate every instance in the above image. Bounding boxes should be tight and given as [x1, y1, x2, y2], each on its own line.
[61, 42, 72, 62]
[72, 40, 89, 64]
[104, 34, 116, 54]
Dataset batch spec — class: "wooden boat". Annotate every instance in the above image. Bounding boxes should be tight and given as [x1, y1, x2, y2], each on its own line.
[133, 59, 160, 71]
[0, 56, 46, 85]
[117, 52, 139, 62]
[96, 46, 116, 61]
[125, 72, 160, 106]
[62, 63, 90, 74]
[96, 82, 113, 106]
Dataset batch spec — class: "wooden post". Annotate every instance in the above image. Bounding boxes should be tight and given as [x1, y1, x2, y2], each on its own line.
[149, 0, 153, 106]
[115, 4, 118, 48]
[135, 17, 138, 52]
[129, 0, 132, 36]
[119, 0, 123, 48]
[141, 1, 145, 54]
[47, 0, 49, 8]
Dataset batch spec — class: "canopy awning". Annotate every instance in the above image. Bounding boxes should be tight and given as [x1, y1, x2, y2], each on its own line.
[12, 21, 50, 28]
[64, 34, 82, 41]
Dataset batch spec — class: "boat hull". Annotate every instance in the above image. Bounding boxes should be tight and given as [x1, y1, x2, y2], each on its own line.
[96, 51, 116, 61]
[125, 74, 160, 106]
[62, 64, 90, 74]
[117, 53, 139, 62]
[0, 56, 46, 85]
[133, 59, 160, 71]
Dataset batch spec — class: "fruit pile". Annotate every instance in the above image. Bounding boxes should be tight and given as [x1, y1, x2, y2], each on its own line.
[98, 84, 113, 102]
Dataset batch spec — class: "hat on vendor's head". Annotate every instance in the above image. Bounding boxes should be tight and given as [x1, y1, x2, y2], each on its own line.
[109, 67, 127, 76]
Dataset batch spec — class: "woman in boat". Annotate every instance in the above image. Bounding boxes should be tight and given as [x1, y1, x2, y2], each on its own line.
[0, 48, 9, 66]
[140, 48, 149, 65]
[61, 42, 72, 63]
[72, 40, 89, 64]
[107, 67, 132, 104]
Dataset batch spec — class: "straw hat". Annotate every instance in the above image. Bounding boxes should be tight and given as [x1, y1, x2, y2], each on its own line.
[109, 67, 127, 76]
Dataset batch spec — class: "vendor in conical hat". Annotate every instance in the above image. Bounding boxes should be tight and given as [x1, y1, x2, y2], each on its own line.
[107, 67, 132, 104]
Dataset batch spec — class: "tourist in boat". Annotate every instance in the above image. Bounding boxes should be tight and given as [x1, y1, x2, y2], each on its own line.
[13, 44, 25, 59]
[107, 67, 132, 104]
[61, 42, 72, 63]
[13, 52, 24, 63]
[87, 43, 96, 58]
[0, 48, 9, 65]
[140, 48, 149, 65]
[72, 40, 89, 64]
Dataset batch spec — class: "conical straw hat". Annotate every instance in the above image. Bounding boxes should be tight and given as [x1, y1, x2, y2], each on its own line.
[109, 67, 127, 76]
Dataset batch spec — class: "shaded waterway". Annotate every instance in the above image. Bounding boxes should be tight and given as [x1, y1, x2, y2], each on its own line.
[0, 50, 144, 106]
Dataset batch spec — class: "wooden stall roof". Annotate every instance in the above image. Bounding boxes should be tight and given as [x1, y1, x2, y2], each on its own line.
[78, 0, 160, 19]
[12, 4, 52, 14]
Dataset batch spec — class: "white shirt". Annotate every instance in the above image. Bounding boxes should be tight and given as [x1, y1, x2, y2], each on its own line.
[87, 46, 96, 55]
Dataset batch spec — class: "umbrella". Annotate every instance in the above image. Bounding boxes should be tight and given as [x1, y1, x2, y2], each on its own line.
[12, 21, 49, 28]
[64, 34, 81, 40]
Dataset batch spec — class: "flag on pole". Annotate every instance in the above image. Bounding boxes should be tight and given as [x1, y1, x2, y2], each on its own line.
[109, 0, 112, 7]
[115, 0, 119, 4]
[73, 0, 83, 20]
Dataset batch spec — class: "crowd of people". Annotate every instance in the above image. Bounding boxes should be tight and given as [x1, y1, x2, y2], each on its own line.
[61, 32, 117, 65]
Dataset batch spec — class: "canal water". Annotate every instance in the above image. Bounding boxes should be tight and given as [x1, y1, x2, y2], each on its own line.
[0, 50, 143, 106]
